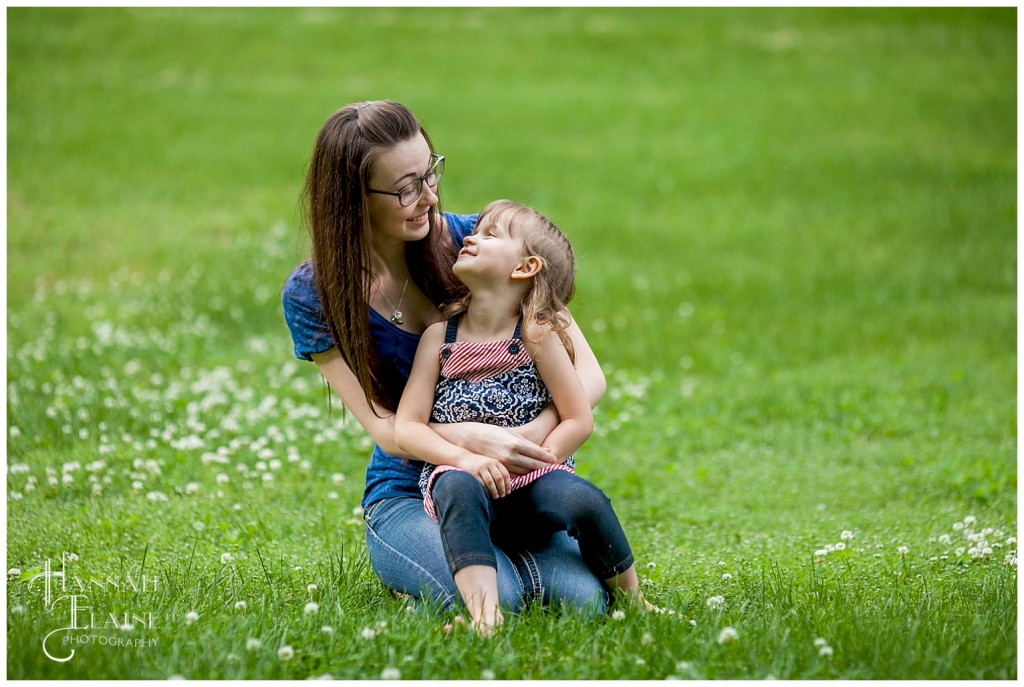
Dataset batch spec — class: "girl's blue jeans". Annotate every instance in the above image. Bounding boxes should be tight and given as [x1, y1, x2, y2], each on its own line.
[364, 488, 609, 615]
[432, 469, 634, 587]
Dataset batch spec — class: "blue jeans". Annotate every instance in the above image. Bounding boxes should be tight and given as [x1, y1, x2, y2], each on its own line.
[364, 495, 608, 615]
[432, 469, 635, 581]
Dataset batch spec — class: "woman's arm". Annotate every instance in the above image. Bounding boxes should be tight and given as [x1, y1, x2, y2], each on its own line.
[311, 347, 412, 459]
[396, 323, 511, 498]
[312, 336, 555, 473]
[526, 322, 595, 461]
[566, 313, 607, 408]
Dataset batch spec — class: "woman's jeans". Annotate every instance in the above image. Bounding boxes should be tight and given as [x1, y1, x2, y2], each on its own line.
[433, 469, 634, 582]
[364, 490, 609, 615]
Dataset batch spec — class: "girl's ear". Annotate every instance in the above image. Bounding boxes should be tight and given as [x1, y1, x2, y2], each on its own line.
[511, 255, 543, 280]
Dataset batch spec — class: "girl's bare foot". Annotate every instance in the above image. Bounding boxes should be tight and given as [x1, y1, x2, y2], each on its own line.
[442, 614, 470, 635]
[471, 606, 504, 638]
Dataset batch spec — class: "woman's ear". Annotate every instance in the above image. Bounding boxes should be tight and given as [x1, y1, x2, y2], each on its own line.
[511, 255, 543, 280]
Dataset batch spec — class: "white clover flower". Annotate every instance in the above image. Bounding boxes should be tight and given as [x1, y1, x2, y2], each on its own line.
[717, 626, 739, 645]
[814, 549, 829, 558]
[308, 583, 318, 594]
[646, 561, 657, 570]
[480, 669, 496, 680]
[216, 473, 230, 485]
[332, 473, 346, 485]
[819, 645, 834, 658]
[305, 602, 319, 615]
[246, 638, 262, 650]
[221, 553, 234, 564]
[8, 568, 21, 578]
[185, 611, 199, 625]
[185, 482, 200, 495]
[278, 645, 294, 661]
[840, 530, 855, 540]
[641, 632, 654, 645]
[321, 625, 334, 634]
[146, 491, 168, 502]
[938, 534, 952, 546]
[953, 522, 964, 531]
[964, 515, 977, 527]
[706, 595, 725, 609]
[361, 627, 377, 640]
[722, 573, 733, 581]
[955, 547, 966, 556]
[813, 637, 828, 647]
[11, 604, 25, 615]
[234, 600, 247, 611]
[833, 542, 846, 551]
[897, 546, 909, 557]
[611, 609, 626, 621]
[689, 619, 697, 627]
[380, 667, 401, 680]
[1006, 537, 1016, 548]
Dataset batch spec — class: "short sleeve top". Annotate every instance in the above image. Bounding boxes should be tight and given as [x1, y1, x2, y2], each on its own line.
[281, 212, 479, 508]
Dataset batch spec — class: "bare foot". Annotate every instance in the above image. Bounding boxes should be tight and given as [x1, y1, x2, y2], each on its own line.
[471, 607, 504, 638]
[643, 599, 677, 615]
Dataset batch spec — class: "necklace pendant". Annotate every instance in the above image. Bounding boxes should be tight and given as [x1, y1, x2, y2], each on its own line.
[391, 310, 404, 325]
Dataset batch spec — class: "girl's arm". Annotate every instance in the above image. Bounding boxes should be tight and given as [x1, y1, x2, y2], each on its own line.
[395, 323, 511, 498]
[525, 321, 595, 461]
[508, 312, 606, 448]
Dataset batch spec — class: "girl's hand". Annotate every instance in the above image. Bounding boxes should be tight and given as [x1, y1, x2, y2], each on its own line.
[457, 454, 512, 499]
[434, 422, 557, 476]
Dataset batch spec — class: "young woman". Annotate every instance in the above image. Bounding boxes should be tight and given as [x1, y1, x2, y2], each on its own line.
[396, 200, 658, 635]
[281, 101, 609, 614]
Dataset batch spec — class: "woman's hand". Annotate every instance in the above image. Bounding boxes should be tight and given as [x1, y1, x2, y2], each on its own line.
[432, 422, 557, 476]
[456, 453, 512, 499]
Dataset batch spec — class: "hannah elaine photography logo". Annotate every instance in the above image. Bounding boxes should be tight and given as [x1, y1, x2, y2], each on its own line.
[24, 552, 160, 663]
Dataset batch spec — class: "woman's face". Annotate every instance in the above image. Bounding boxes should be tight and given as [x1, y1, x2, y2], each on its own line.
[366, 133, 439, 244]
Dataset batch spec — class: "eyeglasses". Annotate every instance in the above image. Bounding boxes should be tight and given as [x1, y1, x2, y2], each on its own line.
[367, 154, 445, 207]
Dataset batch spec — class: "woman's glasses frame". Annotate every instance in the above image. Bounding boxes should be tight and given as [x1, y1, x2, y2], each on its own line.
[367, 154, 445, 207]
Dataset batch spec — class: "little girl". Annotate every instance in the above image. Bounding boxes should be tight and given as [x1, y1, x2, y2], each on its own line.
[395, 200, 658, 635]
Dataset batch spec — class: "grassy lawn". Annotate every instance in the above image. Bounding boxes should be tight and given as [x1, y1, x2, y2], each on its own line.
[6, 7, 1016, 679]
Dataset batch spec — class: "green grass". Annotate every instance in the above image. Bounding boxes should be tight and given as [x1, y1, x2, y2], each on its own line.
[6, 7, 1016, 679]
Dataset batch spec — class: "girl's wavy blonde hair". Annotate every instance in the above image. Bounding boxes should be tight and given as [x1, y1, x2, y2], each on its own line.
[443, 200, 577, 363]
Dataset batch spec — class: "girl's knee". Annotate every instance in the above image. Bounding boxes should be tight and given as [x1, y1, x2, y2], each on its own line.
[433, 470, 487, 505]
[551, 473, 612, 513]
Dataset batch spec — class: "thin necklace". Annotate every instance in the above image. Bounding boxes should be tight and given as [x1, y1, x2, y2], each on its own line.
[380, 279, 409, 325]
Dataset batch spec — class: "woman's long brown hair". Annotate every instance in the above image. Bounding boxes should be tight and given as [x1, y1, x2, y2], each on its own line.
[301, 101, 466, 414]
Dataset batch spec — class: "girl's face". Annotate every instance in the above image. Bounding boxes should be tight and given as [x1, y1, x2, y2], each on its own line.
[454, 210, 529, 282]
[366, 134, 439, 243]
